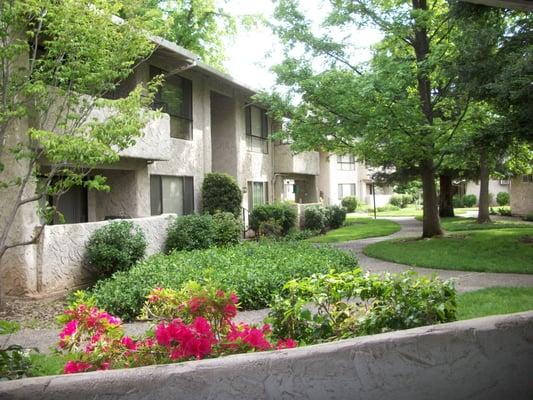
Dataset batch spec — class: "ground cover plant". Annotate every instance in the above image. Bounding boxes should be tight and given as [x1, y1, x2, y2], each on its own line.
[309, 218, 400, 244]
[457, 287, 533, 320]
[364, 228, 533, 274]
[268, 269, 456, 345]
[91, 241, 357, 320]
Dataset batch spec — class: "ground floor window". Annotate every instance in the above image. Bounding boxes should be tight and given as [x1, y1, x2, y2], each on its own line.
[338, 183, 356, 200]
[248, 181, 268, 210]
[522, 174, 533, 183]
[150, 175, 194, 216]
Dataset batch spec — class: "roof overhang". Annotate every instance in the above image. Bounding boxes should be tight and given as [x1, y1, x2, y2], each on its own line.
[460, 0, 533, 11]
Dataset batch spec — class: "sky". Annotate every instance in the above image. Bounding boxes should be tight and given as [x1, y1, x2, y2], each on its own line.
[221, 0, 383, 92]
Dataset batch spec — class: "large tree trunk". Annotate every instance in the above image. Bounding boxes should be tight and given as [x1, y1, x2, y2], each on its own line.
[477, 146, 491, 224]
[421, 160, 443, 238]
[439, 174, 455, 218]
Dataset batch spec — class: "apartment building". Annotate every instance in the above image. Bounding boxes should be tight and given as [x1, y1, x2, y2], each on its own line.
[0, 32, 394, 298]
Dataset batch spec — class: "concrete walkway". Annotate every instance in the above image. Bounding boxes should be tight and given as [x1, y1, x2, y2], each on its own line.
[336, 217, 533, 293]
[3, 217, 532, 354]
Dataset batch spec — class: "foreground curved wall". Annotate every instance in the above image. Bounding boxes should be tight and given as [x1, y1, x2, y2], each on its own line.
[1, 311, 532, 400]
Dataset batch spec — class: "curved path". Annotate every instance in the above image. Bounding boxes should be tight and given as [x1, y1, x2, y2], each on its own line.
[336, 217, 533, 293]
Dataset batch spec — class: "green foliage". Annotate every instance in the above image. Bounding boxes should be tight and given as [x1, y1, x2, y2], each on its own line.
[86, 221, 147, 279]
[341, 196, 358, 212]
[91, 241, 358, 320]
[453, 195, 464, 208]
[201, 173, 242, 217]
[324, 205, 347, 229]
[267, 269, 456, 344]
[249, 202, 297, 236]
[0, 321, 20, 335]
[303, 206, 326, 231]
[283, 228, 321, 241]
[212, 212, 242, 246]
[497, 207, 512, 217]
[463, 194, 477, 207]
[389, 194, 412, 208]
[0, 345, 33, 380]
[165, 214, 216, 252]
[496, 192, 510, 206]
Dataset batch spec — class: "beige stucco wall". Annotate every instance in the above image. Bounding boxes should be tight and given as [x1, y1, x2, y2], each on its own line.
[465, 179, 510, 205]
[273, 144, 320, 176]
[510, 176, 533, 216]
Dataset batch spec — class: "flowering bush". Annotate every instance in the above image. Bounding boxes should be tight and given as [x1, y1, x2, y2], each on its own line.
[57, 285, 296, 374]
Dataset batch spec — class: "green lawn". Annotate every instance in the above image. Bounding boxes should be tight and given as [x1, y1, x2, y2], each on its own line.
[309, 217, 401, 243]
[0, 320, 20, 335]
[457, 287, 533, 320]
[365, 206, 477, 217]
[364, 228, 533, 273]
[440, 217, 532, 232]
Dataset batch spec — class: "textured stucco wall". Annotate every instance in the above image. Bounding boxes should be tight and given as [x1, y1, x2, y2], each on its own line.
[211, 92, 238, 178]
[510, 176, 533, 215]
[465, 179, 510, 205]
[37, 215, 174, 295]
[273, 144, 320, 176]
[1, 312, 532, 400]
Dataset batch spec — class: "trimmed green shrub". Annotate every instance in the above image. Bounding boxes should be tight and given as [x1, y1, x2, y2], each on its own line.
[463, 194, 477, 207]
[258, 219, 284, 237]
[165, 214, 215, 252]
[212, 212, 242, 246]
[341, 196, 358, 212]
[325, 205, 346, 229]
[497, 207, 512, 217]
[201, 173, 242, 216]
[452, 195, 464, 208]
[523, 213, 533, 222]
[86, 221, 146, 279]
[496, 192, 510, 206]
[91, 241, 358, 320]
[304, 206, 326, 231]
[389, 194, 411, 208]
[249, 202, 297, 236]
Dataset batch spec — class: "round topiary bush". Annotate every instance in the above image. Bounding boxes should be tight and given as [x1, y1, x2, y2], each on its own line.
[304, 206, 326, 231]
[463, 194, 477, 207]
[86, 221, 147, 279]
[496, 191, 509, 206]
[212, 212, 242, 246]
[165, 214, 215, 252]
[201, 173, 242, 217]
[341, 196, 358, 213]
[325, 205, 347, 229]
[452, 194, 464, 208]
[249, 202, 297, 236]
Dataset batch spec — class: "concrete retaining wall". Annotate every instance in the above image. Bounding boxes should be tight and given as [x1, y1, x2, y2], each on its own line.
[1, 311, 532, 399]
[37, 214, 174, 295]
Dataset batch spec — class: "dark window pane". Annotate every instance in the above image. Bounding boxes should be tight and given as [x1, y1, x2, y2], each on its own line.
[150, 175, 162, 215]
[52, 185, 88, 224]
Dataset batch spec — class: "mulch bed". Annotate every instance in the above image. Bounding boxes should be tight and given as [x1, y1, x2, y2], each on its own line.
[0, 297, 67, 329]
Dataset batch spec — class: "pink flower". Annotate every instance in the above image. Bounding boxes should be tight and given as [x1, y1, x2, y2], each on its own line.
[64, 361, 92, 374]
[230, 293, 239, 304]
[120, 336, 137, 351]
[223, 303, 237, 319]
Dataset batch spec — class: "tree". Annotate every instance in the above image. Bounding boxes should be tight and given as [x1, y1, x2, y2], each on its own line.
[123, 0, 253, 70]
[259, 0, 477, 238]
[450, 3, 532, 222]
[0, 0, 157, 305]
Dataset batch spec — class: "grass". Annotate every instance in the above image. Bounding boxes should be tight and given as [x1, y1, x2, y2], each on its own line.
[457, 287, 533, 320]
[28, 352, 73, 377]
[309, 217, 401, 243]
[364, 228, 533, 274]
[364, 206, 477, 217]
[413, 216, 532, 231]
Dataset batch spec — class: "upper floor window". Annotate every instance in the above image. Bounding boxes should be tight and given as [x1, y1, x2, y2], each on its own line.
[151, 66, 193, 140]
[522, 174, 533, 183]
[337, 155, 355, 170]
[245, 106, 268, 154]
